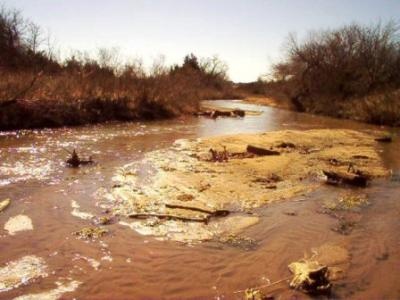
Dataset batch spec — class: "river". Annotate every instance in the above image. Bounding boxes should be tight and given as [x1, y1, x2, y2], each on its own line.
[0, 100, 399, 299]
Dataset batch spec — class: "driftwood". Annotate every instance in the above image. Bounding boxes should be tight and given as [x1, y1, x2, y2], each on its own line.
[229, 152, 256, 159]
[208, 145, 280, 162]
[289, 261, 331, 295]
[165, 204, 230, 217]
[65, 149, 94, 168]
[211, 109, 245, 118]
[232, 109, 245, 117]
[196, 109, 245, 119]
[211, 110, 231, 118]
[129, 205, 230, 224]
[246, 145, 280, 156]
[276, 142, 296, 149]
[209, 147, 229, 162]
[128, 213, 210, 223]
[375, 136, 392, 143]
[323, 170, 369, 187]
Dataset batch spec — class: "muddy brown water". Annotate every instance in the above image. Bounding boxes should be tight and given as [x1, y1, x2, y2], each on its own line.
[0, 100, 399, 299]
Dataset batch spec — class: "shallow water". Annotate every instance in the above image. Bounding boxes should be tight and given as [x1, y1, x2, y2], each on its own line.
[0, 100, 399, 299]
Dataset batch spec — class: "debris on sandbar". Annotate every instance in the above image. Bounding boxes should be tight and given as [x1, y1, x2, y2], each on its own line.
[288, 244, 349, 295]
[65, 149, 94, 168]
[73, 227, 108, 240]
[103, 129, 388, 243]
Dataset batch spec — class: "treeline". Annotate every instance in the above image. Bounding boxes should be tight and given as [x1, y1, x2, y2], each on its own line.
[0, 6, 238, 130]
[268, 21, 400, 126]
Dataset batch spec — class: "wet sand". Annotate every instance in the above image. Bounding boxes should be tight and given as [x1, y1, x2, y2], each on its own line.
[107, 129, 388, 243]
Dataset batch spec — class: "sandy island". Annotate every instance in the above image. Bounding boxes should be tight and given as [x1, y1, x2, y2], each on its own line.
[103, 129, 388, 243]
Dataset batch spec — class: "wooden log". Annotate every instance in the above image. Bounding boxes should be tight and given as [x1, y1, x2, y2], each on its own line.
[194, 111, 212, 117]
[232, 109, 245, 117]
[323, 170, 369, 187]
[247, 145, 280, 156]
[79, 158, 94, 166]
[197, 109, 245, 118]
[375, 136, 392, 143]
[66, 149, 94, 167]
[208, 147, 228, 162]
[165, 204, 230, 217]
[66, 149, 80, 167]
[128, 213, 209, 224]
[211, 110, 233, 118]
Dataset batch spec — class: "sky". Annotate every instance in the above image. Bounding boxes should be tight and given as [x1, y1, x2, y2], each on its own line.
[3, 0, 400, 82]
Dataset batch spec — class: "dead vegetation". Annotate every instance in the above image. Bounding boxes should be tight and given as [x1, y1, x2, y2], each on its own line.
[207, 144, 281, 163]
[241, 22, 400, 126]
[320, 192, 369, 235]
[219, 234, 258, 251]
[288, 244, 350, 295]
[73, 227, 108, 240]
[128, 203, 230, 224]
[323, 170, 369, 187]
[0, 6, 238, 130]
[288, 261, 331, 294]
[196, 108, 246, 118]
[65, 149, 94, 168]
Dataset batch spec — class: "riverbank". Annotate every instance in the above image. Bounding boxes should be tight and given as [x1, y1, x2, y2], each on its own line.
[242, 90, 400, 127]
[0, 96, 249, 131]
[0, 97, 187, 131]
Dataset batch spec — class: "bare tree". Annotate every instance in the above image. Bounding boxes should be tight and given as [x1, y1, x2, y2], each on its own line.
[25, 21, 43, 53]
[200, 55, 229, 81]
[97, 47, 121, 72]
[273, 21, 400, 109]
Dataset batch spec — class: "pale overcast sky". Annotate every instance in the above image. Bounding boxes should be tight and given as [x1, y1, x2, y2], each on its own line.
[3, 0, 399, 82]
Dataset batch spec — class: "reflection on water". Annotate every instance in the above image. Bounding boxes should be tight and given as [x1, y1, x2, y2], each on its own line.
[0, 100, 399, 299]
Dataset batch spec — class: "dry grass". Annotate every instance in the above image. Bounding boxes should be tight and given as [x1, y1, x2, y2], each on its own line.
[344, 90, 400, 126]
[0, 6, 236, 130]
[0, 59, 237, 130]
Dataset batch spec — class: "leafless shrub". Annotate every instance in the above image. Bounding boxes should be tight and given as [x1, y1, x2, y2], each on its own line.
[0, 5, 238, 129]
[270, 21, 400, 124]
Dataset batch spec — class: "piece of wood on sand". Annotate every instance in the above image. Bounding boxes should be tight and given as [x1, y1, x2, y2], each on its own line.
[375, 136, 392, 143]
[247, 145, 280, 156]
[128, 213, 210, 224]
[323, 170, 369, 187]
[165, 204, 230, 217]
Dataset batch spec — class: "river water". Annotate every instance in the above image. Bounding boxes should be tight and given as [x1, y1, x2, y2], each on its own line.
[0, 100, 399, 299]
